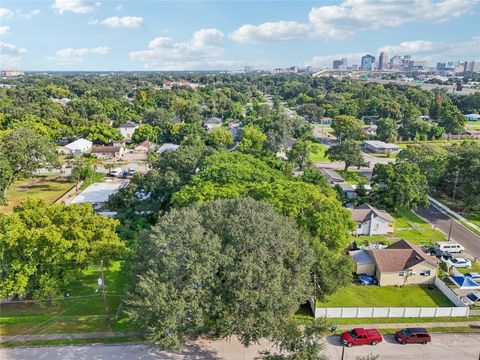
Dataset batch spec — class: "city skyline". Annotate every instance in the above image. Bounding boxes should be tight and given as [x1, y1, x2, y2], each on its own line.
[0, 0, 479, 71]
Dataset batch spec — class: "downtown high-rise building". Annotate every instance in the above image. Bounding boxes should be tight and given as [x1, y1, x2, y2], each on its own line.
[361, 54, 375, 70]
[332, 58, 348, 69]
[378, 52, 389, 70]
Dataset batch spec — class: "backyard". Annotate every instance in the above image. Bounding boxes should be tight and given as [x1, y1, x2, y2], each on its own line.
[0, 176, 75, 214]
[308, 142, 329, 163]
[352, 206, 447, 246]
[316, 284, 453, 308]
[0, 262, 132, 337]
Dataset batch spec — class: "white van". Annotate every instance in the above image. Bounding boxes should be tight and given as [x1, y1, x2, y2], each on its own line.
[434, 241, 464, 254]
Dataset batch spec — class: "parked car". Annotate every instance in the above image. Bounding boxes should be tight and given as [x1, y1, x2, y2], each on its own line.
[108, 167, 123, 177]
[462, 291, 480, 306]
[340, 328, 383, 347]
[445, 258, 472, 268]
[426, 247, 453, 260]
[394, 328, 431, 345]
[464, 272, 480, 281]
[434, 241, 464, 254]
[128, 167, 136, 176]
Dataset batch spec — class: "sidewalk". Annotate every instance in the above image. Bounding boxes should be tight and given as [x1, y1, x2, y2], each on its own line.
[0, 331, 141, 343]
[336, 320, 480, 330]
[428, 196, 480, 233]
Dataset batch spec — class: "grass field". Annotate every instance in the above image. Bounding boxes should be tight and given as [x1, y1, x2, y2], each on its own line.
[0, 262, 133, 336]
[316, 284, 453, 308]
[309, 142, 329, 163]
[0, 176, 75, 214]
[353, 207, 446, 246]
[337, 170, 369, 185]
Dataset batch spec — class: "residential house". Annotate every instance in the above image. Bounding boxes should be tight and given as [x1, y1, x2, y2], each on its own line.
[134, 140, 154, 153]
[363, 140, 402, 154]
[350, 240, 438, 286]
[157, 143, 180, 154]
[118, 121, 139, 140]
[320, 168, 356, 200]
[351, 203, 395, 236]
[203, 117, 223, 131]
[61, 138, 93, 156]
[362, 125, 377, 136]
[91, 145, 125, 160]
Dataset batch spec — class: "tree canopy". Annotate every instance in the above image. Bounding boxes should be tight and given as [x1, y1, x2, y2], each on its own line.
[0, 200, 125, 299]
[126, 198, 314, 350]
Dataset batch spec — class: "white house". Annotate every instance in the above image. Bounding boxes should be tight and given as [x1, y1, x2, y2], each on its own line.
[363, 140, 402, 154]
[118, 121, 139, 140]
[351, 203, 395, 236]
[61, 138, 93, 156]
[465, 114, 480, 121]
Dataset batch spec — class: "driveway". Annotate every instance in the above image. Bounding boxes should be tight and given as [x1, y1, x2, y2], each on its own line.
[416, 205, 480, 259]
[2, 334, 479, 360]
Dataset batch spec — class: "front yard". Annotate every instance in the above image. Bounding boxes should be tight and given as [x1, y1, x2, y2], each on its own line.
[0, 262, 133, 336]
[0, 176, 75, 214]
[316, 284, 453, 308]
[308, 142, 329, 163]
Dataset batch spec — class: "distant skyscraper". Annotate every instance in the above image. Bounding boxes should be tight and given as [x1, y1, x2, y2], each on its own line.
[465, 61, 480, 73]
[361, 55, 375, 70]
[378, 52, 389, 70]
[332, 58, 348, 69]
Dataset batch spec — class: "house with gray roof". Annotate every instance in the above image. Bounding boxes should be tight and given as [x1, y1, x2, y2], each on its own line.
[351, 203, 395, 236]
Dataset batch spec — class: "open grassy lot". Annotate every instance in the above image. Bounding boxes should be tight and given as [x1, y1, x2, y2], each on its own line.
[0, 262, 133, 336]
[0, 176, 74, 214]
[316, 284, 453, 308]
[337, 170, 369, 185]
[308, 142, 329, 163]
[352, 207, 446, 246]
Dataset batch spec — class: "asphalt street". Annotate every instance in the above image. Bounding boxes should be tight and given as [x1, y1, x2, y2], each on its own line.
[416, 204, 480, 259]
[1, 334, 479, 360]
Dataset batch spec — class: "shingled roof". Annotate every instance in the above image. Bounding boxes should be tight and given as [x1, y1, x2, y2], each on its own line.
[370, 239, 438, 272]
[351, 203, 395, 223]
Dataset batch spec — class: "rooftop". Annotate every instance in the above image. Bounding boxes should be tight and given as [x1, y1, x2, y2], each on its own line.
[91, 146, 123, 154]
[157, 143, 180, 154]
[64, 138, 92, 150]
[70, 180, 129, 205]
[351, 203, 395, 223]
[320, 168, 345, 183]
[363, 140, 401, 150]
[119, 121, 139, 128]
[370, 239, 438, 272]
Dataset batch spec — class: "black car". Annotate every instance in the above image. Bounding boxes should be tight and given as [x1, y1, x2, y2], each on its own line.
[427, 247, 453, 260]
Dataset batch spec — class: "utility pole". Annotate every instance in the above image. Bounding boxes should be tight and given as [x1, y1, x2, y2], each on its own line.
[448, 168, 460, 242]
[99, 260, 109, 324]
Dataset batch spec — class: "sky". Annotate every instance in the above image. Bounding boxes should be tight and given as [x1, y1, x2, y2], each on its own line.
[0, 0, 479, 71]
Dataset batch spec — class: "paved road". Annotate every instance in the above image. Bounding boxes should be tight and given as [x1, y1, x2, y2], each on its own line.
[2, 334, 479, 360]
[416, 204, 480, 259]
[325, 333, 480, 359]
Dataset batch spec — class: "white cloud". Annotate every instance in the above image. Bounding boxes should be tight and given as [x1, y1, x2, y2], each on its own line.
[0, 26, 10, 35]
[231, 0, 478, 43]
[129, 28, 226, 69]
[47, 46, 109, 62]
[0, 41, 28, 55]
[378, 40, 442, 55]
[19, 9, 41, 19]
[52, 0, 100, 14]
[115, 4, 123, 11]
[0, 7, 12, 18]
[96, 16, 143, 28]
[231, 21, 311, 43]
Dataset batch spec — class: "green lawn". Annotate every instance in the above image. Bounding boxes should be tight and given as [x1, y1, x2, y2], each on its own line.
[308, 142, 329, 163]
[352, 207, 446, 246]
[337, 170, 369, 185]
[316, 284, 453, 308]
[80, 172, 106, 190]
[0, 176, 75, 214]
[0, 261, 133, 336]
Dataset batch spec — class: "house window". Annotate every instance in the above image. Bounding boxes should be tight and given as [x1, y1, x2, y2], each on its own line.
[398, 271, 405, 276]
[420, 270, 431, 276]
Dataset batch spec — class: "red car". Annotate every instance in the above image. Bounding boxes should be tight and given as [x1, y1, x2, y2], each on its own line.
[394, 328, 431, 345]
[340, 328, 383, 347]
